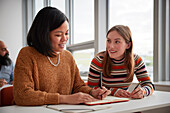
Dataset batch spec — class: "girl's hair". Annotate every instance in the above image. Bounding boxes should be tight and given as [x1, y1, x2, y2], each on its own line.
[27, 7, 68, 57]
[102, 25, 134, 82]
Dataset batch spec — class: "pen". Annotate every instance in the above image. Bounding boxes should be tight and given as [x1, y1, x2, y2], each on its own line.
[133, 81, 141, 91]
[99, 72, 103, 100]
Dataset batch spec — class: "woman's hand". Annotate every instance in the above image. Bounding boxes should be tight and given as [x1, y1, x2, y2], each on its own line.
[115, 89, 130, 98]
[130, 87, 144, 99]
[59, 92, 98, 104]
[91, 87, 111, 99]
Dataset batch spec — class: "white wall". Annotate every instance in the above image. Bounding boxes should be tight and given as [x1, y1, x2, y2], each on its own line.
[0, 0, 23, 64]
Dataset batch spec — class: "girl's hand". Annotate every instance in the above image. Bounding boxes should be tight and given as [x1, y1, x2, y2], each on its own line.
[115, 89, 130, 98]
[130, 87, 144, 99]
[91, 86, 111, 99]
[59, 92, 97, 104]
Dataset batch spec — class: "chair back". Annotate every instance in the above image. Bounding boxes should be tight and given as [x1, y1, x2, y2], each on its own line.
[0, 85, 13, 106]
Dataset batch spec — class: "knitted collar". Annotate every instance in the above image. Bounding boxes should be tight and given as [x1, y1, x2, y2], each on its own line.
[110, 57, 125, 64]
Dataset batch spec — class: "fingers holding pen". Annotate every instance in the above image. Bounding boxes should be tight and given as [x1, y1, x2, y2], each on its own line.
[130, 87, 144, 99]
[96, 86, 111, 99]
[98, 86, 111, 99]
[91, 87, 111, 99]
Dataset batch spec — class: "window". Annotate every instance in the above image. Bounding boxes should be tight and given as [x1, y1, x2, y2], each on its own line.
[67, 0, 95, 79]
[34, 0, 65, 17]
[109, 0, 154, 81]
[49, 0, 65, 13]
[73, 49, 94, 81]
[154, 0, 170, 82]
[73, 0, 94, 44]
[34, 0, 44, 17]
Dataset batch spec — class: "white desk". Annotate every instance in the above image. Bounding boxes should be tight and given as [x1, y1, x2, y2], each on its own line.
[0, 91, 170, 113]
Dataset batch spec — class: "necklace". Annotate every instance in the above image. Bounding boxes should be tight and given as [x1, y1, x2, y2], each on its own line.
[47, 54, 60, 67]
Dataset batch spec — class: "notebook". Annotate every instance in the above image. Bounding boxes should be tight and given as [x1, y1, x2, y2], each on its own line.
[46, 104, 112, 113]
[46, 96, 129, 113]
[84, 96, 129, 106]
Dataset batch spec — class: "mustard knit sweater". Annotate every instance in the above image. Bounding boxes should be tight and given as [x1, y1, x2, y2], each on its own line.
[14, 47, 92, 105]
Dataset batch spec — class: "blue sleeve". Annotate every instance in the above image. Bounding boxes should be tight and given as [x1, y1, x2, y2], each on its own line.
[10, 62, 14, 83]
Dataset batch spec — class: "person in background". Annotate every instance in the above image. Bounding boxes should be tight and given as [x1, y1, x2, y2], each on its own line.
[13, 7, 110, 106]
[0, 40, 14, 87]
[88, 25, 154, 99]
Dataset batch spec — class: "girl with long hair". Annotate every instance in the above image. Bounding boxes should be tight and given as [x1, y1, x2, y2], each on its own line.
[88, 25, 154, 99]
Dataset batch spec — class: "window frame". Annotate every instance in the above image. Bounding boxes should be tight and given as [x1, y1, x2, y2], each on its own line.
[66, 0, 108, 54]
[154, 0, 170, 81]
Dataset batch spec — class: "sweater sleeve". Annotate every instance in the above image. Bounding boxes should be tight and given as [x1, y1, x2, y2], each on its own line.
[66, 50, 92, 94]
[134, 55, 155, 97]
[10, 62, 14, 83]
[14, 48, 59, 106]
[87, 56, 102, 89]
[71, 64, 92, 94]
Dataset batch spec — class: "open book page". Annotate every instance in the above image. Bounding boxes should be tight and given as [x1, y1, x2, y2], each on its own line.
[46, 104, 112, 113]
[85, 96, 129, 106]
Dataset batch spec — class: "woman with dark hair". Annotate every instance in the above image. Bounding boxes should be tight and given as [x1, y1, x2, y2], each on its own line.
[88, 25, 154, 99]
[14, 7, 110, 106]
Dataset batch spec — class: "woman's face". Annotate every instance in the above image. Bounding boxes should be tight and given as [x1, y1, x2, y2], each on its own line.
[50, 21, 69, 53]
[106, 30, 131, 60]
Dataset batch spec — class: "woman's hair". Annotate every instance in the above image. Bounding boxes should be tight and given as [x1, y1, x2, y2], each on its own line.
[102, 25, 134, 82]
[27, 7, 68, 57]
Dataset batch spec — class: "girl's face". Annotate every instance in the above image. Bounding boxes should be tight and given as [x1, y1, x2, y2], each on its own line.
[49, 21, 69, 53]
[106, 30, 131, 60]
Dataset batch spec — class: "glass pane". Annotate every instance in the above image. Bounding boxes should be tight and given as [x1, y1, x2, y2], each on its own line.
[73, 0, 94, 44]
[109, 0, 153, 81]
[34, 0, 44, 17]
[50, 0, 65, 13]
[73, 49, 94, 81]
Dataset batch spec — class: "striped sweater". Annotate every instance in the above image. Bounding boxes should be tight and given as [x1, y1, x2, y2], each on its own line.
[87, 52, 154, 97]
